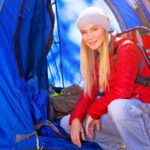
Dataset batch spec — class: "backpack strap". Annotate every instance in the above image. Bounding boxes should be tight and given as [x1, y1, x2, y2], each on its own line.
[112, 36, 129, 66]
[113, 29, 150, 88]
[133, 29, 150, 88]
[135, 74, 150, 88]
[135, 30, 150, 67]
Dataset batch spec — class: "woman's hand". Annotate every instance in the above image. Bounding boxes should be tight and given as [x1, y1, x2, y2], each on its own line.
[70, 118, 86, 148]
[85, 115, 100, 140]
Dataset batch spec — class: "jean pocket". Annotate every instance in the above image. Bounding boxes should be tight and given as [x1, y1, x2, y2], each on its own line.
[125, 99, 149, 118]
[126, 104, 143, 118]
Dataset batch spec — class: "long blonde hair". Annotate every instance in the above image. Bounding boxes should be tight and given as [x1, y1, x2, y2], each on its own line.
[80, 31, 110, 96]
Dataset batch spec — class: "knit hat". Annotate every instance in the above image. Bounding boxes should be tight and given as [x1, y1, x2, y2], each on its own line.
[77, 7, 111, 31]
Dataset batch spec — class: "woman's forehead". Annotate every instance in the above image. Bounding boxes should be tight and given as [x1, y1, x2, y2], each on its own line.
[80, 24, 101, 31]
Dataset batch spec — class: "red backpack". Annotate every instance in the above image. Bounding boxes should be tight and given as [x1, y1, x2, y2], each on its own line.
[113, 26, 150, 88]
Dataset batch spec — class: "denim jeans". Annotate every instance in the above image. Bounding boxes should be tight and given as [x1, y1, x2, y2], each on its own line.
[60, 99, 150, 150]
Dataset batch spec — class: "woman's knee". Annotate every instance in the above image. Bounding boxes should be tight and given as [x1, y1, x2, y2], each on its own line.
[108, 99, 128, 121]
[60, 115, 71, 132]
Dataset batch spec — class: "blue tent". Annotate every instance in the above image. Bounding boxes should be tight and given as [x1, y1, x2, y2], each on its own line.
[0, 0, 149, 149]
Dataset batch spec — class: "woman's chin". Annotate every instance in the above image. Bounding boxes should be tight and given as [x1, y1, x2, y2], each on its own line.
[90, 47, 98, 51]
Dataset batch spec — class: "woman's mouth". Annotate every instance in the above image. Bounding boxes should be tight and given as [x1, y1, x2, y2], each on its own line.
[88, 41, 96, 45]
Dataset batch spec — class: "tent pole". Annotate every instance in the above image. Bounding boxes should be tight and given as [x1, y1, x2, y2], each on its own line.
[55, 0, 64, 88]
[105, 0, 127, 31]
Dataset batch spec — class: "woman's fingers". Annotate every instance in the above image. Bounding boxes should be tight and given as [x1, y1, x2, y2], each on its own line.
[81, 131, 86, 140]
[89, 124, 94, 140]
[74, 133, 81, 147]
[86, 116, 100, 140]
[86, 120, 94, 140]
[70, 127, 81, 147]
[81, 127, 86, 140]
[95, 121, 100, 131]
[70, 118, 85, 148]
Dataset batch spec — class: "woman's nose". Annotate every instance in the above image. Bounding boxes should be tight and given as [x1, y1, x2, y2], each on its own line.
[87, 32, 93, 40]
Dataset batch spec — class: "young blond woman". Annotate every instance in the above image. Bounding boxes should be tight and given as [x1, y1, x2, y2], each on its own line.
[60, 7, 150, 150]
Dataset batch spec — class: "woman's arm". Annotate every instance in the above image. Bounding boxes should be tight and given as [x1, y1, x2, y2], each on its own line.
[69, 84, 99, 124]
[87, 40, 141, 119]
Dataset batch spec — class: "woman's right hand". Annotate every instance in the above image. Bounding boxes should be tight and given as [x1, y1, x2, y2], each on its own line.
[70, 118, 86, 148]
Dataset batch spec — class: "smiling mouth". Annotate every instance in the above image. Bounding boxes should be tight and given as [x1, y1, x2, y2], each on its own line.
[88, 41, 96, 45]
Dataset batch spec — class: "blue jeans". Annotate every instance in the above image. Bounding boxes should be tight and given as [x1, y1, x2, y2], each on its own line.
[60, 99, 150, 150]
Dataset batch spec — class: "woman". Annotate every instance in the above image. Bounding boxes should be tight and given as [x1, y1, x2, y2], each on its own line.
[60, 7, 150, 150]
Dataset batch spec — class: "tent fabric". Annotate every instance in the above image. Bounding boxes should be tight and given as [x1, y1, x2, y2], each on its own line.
[0, 0, 150, 149]
[0, 0, 48, 148]
[111, 0, 142, 28]
[16, 123, 102, 150]
[0, 0, 102, 149]
[0, 0, 34, 145]
[15, 0, 49, 87]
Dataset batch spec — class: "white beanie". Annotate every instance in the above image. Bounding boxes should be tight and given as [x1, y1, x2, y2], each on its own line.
[77, 7, 111, 31]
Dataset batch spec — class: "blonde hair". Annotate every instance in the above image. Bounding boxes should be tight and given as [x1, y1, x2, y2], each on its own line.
[80, 31, 110, 96]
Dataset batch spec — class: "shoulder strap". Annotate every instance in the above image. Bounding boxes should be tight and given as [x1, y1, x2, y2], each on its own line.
[134, 28, 150, 67]
[112, 36, 129, 65]
[135, 74, 150, 88]
[113, 27, 150, 88]
[115, 26, 150, 68]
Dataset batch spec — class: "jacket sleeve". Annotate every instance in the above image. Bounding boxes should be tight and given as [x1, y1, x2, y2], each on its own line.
[88, 40, 141, 119]
[69, 84, 98, 125]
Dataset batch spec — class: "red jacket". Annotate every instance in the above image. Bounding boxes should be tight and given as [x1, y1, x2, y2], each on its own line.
[69, 36, 150, 124]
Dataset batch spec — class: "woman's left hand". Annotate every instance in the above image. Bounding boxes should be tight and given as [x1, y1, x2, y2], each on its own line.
[85, 115, 100, 140]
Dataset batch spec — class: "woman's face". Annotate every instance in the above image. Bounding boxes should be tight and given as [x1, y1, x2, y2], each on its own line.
[80, 24, 105, 51]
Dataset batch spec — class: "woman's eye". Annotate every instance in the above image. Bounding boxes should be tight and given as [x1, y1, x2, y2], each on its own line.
[93, 28, 98, 31]
[81, 32, 86, 35]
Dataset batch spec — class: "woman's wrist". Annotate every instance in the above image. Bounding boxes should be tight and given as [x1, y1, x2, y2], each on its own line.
[72, 117, 80, 124]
